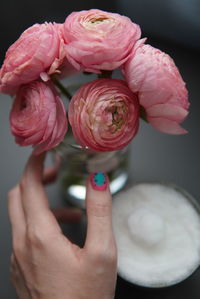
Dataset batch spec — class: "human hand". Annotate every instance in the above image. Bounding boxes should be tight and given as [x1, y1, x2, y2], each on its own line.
[8, 153, 117, 299]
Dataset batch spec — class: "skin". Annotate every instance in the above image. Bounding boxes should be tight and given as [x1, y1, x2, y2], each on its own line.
[7, 153, 117, 299]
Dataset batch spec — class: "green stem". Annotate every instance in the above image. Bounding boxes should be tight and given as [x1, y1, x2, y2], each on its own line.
[52, 76, 72, 100]
[140, 105, 148, 123]
[83, 71, 93, 75]
[98, 70, 113, 79]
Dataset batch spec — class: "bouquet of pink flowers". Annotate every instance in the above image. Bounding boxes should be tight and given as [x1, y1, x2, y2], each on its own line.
[0, 9, 189, 155]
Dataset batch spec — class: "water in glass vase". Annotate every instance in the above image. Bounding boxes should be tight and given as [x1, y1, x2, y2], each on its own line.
[55, 134, 130, 209]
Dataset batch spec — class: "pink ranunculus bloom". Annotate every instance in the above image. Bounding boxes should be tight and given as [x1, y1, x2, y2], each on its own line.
[10, 81, 68, 154]
[124, 42, 190, 134]
[63, 9, 141, 73]
[68, 79, 139, 152]
[47, 23, 69, 76]
[0, 23, 62, 94]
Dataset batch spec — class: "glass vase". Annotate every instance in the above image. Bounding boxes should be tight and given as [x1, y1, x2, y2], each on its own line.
[54, 134, 130, 209]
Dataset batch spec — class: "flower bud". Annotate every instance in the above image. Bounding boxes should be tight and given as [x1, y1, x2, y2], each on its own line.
[10, 81, 68, 154]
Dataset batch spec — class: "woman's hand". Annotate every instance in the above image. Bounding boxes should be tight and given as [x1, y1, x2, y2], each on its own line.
[8, 153, 117, 299]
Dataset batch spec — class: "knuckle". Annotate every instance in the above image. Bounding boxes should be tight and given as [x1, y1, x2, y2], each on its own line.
[19, 176, 28, 191]
[12, 242, 24, 260]
[108, 248, 118, 266]
[103, 248, 117, 265]
[89, 243, 117, 266]
[26, 226, 48, 249]
[88, 202, 110, 218]
[7, 186, 19, 200]
[105, 243, 117, 263]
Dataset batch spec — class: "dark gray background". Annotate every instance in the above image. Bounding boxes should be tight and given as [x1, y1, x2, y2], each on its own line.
[0, 1, 200, 298]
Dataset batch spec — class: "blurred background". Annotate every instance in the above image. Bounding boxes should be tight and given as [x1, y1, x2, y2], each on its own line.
[0, 1, 200, 298]
[1, 0, 200, 65]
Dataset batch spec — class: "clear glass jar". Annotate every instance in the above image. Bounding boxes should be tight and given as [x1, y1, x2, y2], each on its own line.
[55, 134, 130, 209]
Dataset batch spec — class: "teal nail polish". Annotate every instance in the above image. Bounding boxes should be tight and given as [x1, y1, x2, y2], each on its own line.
[91, 172, 107, 191]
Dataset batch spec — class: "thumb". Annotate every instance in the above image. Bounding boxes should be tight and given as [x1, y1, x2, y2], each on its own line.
[84, 172, 114, 251]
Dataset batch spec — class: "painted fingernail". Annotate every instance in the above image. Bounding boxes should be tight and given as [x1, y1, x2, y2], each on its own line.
[90, 172, 108, 191]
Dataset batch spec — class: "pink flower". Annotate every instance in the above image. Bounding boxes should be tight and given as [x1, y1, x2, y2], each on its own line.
[124, 42, 189, 134]
[10, 81, 68, 154]
[0, 23, 62, 94]
[63, 9, 141, 73]
[68, 79, 139, 152]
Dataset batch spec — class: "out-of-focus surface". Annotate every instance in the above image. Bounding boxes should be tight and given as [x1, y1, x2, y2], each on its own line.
[1, 0, 200, 64]
[117, 0, 200, 50]
[0, 1, 200, 298]
[0, 0, 117, 65]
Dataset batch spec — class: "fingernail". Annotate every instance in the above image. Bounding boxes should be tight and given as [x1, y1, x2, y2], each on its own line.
[90, 172, 108, 191]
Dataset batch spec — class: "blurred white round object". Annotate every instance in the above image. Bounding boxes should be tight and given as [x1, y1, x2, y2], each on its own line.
[127, 207, 166, 247]
[112, 183, 200, 287]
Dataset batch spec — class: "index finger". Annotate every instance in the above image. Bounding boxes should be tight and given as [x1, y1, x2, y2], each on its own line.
[20, 152, 51, 221]
[19, 152, 73, 242]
